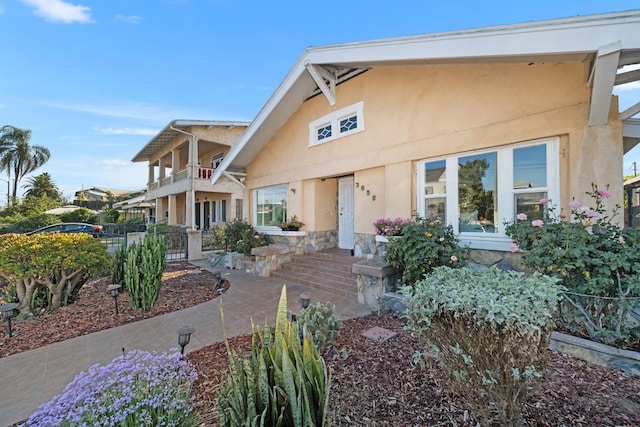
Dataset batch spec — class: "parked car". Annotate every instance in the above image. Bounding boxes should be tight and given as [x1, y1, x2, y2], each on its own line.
[25, 223, 104, 238]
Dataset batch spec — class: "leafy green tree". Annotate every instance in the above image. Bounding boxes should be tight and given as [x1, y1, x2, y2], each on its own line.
[0, 125, 51, 200]
[22, 172, 61, 200]
[0, 233, 109, 314]
[59, 207, 98, 224]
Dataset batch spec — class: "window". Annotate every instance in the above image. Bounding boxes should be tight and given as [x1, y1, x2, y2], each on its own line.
[417, 138, 559, 250]
[309, 101, 365, 146]
[211, 153, 224, 169]
[213, 200, 226, 223]
[254, 185, 287, 229]
[235, 199, 243, 220]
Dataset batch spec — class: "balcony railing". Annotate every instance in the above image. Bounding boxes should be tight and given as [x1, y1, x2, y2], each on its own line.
[197, 167, 215, 180]
[150, 166, 217, 191]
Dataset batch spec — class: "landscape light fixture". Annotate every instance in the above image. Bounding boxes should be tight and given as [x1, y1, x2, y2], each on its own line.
[177, 325, 195, 355]
[107, 284, 122, 314]
[0, 302, 19, 338]
[300, 293, 311, 310]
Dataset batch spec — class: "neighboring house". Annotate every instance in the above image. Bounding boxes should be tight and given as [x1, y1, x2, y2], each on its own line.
[624, 175, 640, 227]
[132, 120, 250, 231]
[112, 189, 155, 223]
[74, 187, 133, 211]
[211, 10, 640, 258]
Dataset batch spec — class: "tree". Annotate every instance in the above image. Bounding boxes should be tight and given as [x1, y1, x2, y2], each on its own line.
[22, 172, 61, 200]
[0, 233, 109, 314]
[0, 125, 51, 200]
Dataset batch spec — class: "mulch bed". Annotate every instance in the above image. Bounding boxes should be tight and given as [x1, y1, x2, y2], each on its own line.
[2, 261, 640, 426]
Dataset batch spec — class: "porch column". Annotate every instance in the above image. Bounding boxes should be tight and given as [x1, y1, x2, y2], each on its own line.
[158, 158, 165, 181]
[168, 194, 177, 225]
[156, 197, 166, 224]
[172, 149, 181, 183]
[185, 191, 194, 230]
[147, 163, 155, 187]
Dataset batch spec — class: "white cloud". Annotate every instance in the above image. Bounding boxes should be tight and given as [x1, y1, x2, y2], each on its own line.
[115, 14, 143, 24]
[96, 127, 157, 136]
[41, 99, 236, 123]
[21, 0, 92, 24]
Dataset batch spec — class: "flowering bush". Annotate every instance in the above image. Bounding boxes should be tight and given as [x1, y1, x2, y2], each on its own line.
[23, 349, 198, 427]
[210, 219, 272, 255]
[373, 217, 412, 236]
[385, 216, 468, 286]
[504, 184, 640, 348]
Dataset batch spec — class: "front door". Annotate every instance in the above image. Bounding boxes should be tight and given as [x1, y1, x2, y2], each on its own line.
[338, 176, 355, 249]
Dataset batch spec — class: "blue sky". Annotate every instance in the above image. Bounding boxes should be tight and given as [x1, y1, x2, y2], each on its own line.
[1, 1, 639, 200]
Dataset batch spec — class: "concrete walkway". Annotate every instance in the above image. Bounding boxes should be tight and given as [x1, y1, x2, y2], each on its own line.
[0, 261, 372, 427]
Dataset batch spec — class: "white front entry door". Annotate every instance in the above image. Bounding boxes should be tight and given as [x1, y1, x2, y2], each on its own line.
[338, 176, 355, 249]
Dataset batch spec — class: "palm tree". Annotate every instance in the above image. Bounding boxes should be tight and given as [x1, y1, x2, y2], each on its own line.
[0, 125, 51, 200]
[22, 172, 61, 199]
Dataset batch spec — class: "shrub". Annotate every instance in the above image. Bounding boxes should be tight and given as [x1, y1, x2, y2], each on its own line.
[0, 233, 110, 314]
[385, 215, 468, 286]
[23, 349, 198, 427]
[210, 219, 272, 255]
[218, 285, 331, 426]
[124, 233, 166, 311]
[296, 301, 342, 353]
[59, 207, 98, 224]
[504, 184, 640, 347]
[12, 213, 60, 233]
[402, 266, 563, 426]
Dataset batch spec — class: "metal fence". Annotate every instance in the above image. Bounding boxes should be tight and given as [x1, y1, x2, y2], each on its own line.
[157, 229, 188, 260]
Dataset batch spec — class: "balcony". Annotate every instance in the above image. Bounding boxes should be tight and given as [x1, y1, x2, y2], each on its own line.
[147, 167, 224, 198]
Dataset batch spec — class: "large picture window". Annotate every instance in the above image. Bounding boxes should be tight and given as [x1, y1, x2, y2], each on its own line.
[255, 185, 287, 228]
[417, 138, 559, 250]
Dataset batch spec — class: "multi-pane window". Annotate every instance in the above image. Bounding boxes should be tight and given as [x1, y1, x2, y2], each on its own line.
[255, 185, 287, 228]
[513, 144, 548, 220]
[317, 124, 332, 141]
[309, 102, 365, 146]
[417, 138, 559, 250]
[424, 160, 446, 224]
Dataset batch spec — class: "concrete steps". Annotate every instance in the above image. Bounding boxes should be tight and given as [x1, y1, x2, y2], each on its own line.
[270, 250, 358, 298]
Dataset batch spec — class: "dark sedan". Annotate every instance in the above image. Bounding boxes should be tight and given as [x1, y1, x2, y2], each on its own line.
[26, 223, 104, 238]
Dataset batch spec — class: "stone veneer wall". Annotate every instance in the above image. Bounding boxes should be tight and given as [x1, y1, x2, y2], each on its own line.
[354, 233, 378, 258]
[365, 233, 526, 269]
[232, 230, 339, 276]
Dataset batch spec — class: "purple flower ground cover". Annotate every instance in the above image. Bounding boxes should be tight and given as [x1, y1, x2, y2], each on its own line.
[22, 349, 197, 427]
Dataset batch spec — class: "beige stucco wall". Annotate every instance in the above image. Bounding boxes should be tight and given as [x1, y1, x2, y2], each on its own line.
[246, 62, 623, 233]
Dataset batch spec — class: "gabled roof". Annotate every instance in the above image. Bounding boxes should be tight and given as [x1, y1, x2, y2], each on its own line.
[132, 120, 251, 163]
[212, 9, 640, 184]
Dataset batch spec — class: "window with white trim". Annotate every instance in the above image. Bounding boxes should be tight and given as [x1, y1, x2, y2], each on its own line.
[309, 101, 365, 146]
[254, 185, 287, 229]
[417, 137, 559, 250]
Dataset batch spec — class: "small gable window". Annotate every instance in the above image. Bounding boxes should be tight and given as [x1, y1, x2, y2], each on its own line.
[309, 101, 364, 146]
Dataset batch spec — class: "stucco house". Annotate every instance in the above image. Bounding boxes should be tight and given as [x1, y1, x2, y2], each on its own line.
[210, 10, 640, 261]
[132, 120, 250, 230]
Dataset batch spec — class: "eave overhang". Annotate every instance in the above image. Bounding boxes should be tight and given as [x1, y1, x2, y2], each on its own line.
[211, 10, 640, 185]
[132, 119, 251, 163]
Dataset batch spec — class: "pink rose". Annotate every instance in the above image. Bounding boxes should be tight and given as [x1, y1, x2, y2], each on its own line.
[510, 244, 519, 253]
[569, 200, 582, 209]
[531, 220, 544, 227]
[597, 189, 610, 198]
[516, 213, 528, 221]
[539, 198, 549, 204]
[587, 210, 600, 218]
